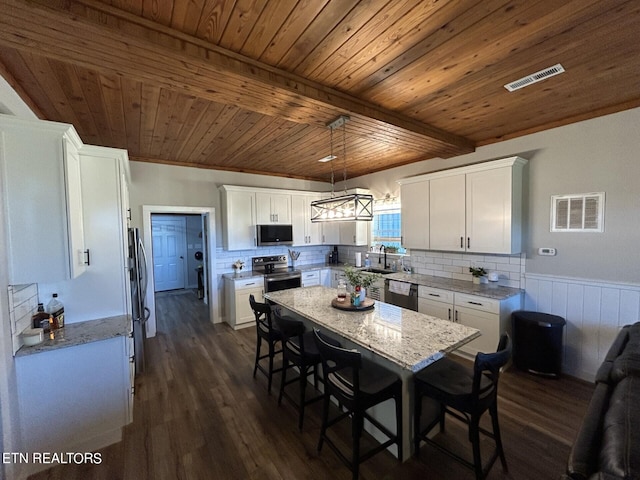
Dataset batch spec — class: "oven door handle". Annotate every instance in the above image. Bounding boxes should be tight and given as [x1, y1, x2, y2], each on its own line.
[265, 274, 302, 283]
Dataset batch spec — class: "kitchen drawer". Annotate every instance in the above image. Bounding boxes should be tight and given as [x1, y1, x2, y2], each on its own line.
[234, 277, 264, 290]
[418, 286, 454, 304]
[302, 270, 320, 287]
[454, 293, 500, 314]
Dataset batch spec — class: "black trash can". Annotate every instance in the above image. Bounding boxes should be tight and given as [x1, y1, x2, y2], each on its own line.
[512, 311, 566, 377]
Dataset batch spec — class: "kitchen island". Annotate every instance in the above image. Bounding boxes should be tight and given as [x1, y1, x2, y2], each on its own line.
[264, 285, 480, 461]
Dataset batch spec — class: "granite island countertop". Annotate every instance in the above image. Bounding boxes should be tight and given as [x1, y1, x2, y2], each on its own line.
[265, 286, 480, 372]
[15, 314, 132, 357]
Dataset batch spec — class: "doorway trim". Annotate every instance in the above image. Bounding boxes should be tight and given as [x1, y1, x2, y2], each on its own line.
[142, 205, 218, 337]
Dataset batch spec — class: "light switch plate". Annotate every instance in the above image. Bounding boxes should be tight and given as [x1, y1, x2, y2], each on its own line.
[538, 247, 556, 256]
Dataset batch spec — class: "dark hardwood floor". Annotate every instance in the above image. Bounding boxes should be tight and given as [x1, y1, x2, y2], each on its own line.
[29, 289, 594, 480]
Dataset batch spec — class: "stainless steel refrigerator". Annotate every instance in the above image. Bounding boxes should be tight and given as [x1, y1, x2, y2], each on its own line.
[128, 227, 150, 374]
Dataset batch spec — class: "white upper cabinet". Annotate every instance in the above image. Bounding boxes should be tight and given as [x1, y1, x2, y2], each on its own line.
[0, 115, 86, 283]
[399, 179, 430, 250]
[429, 173, 466, 251]
[220, 186, 372, 250]
[339, 221, 369, 246]
[423, 156, 527, 254]
[220, 186, 256, 251]
[255, 192, 291, 224]
[291, 193, 322, 246]
[465, 165, 523, 254]
[67, 145, 130, 321]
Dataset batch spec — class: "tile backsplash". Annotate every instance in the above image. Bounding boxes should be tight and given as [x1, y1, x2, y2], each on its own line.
[8, 283, 39, 354]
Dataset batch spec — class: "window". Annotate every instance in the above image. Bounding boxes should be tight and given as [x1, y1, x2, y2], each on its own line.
[371, 201, 405, 252]
[551, 192, 605, 232]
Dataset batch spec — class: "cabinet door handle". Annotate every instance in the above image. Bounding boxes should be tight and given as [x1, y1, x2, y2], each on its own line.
[84, 249, 91, 266]
[460, 237, 463, 248]
[468, 301, 483, 306]
[455, 310, 459, 322]
[245, 282, 256, 286]
[467, 237, 470, 249]
[428, 293, 441, 297]
[448, 308, 451, 321]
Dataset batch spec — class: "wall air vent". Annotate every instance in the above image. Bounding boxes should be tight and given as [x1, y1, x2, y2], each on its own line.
[551, 192, 605, 233]
[504, 64, 565, 92]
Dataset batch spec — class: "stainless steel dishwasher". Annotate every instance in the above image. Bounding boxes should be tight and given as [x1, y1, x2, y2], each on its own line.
[384, 279, 418, 311]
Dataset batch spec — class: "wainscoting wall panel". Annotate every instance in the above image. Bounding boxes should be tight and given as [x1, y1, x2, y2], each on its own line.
[524, 273, 640, 381]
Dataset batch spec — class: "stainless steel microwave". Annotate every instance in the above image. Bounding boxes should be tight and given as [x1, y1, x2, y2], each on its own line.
[256, 224, 293, 246]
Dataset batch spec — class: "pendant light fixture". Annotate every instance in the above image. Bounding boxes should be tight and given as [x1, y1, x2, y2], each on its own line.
[310, 115, 374, 222]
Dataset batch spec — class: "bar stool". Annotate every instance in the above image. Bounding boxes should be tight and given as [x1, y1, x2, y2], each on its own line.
[313, 329, 403, 480]
[273, 312, 339, 430]
[413, 334, 512, 480]
[249, 294, 282, 394]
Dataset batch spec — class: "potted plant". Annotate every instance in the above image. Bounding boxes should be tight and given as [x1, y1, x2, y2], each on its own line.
[343, 265, 382, 304]
[232, 259, 245, 275]
[469, 266, 487, 284]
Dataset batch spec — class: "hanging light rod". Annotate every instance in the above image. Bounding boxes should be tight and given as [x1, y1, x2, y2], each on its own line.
[326, 115, 350, 130]
[310, 114, 374, 223]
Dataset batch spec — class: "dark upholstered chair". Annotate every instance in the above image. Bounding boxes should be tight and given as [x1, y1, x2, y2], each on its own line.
[413, 333, 512, 480]
[249, 294, 282, 394]
[273, 313, 338, 430]
[313, 329, 402, 480]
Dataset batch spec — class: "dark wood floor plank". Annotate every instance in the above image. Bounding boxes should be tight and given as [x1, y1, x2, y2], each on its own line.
[28, 288, 593, 480]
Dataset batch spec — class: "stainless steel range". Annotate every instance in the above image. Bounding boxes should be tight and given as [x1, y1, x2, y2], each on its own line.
[252, 255, 302, 292]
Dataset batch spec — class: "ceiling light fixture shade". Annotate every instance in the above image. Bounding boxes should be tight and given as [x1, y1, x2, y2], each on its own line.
[310, 193, 373, 222]
[311, 115, 373, 222]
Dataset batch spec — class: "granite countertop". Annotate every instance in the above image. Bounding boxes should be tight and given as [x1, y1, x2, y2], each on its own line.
[223, 263, 346, 280]
[384, 272, 523, 300]
[15, 315, 131, 357]
[265, 286, 480, 372]
[297, 263, 345, 272]
[222, 271, 264, 280]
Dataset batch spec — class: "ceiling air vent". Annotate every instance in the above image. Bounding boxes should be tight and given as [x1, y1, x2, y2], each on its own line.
[504, 64, 565, 92]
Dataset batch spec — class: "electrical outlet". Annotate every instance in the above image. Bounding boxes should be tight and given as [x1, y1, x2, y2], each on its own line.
[538, 247, 556, 256]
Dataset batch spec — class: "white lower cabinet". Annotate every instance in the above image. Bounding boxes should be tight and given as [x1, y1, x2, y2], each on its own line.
[225, 276, 264, 329]
[418, 286, 454, 322]
[320, 269, 332, 287]
[418, 286, 521, 357]
[301, 270, 320, 287]
[16, 336, 130, 476]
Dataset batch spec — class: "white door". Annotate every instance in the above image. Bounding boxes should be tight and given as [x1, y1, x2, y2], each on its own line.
[152, 215, 187, 292]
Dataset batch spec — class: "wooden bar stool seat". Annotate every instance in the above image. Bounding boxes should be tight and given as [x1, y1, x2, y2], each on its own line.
[414, 334, 512, 480]
[313, 329, 402, 480]
[249, 294, 282, 394]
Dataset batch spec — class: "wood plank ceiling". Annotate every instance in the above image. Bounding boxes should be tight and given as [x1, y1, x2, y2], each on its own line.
[0, 0, 639, 182]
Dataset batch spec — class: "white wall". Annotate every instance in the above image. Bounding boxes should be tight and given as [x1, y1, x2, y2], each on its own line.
[354, 108, 640, 285]
[128, 162, 329, 245]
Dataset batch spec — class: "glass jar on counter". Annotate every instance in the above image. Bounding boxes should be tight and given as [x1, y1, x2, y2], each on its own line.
[336, 279, 348, 303]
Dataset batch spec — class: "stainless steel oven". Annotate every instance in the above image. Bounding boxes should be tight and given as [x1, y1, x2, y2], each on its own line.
[264, 271, 302, 292]
[252, 255, 302, 293]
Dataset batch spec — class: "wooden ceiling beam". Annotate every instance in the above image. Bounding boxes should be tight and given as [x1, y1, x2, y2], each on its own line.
[0, 0, 474, 158]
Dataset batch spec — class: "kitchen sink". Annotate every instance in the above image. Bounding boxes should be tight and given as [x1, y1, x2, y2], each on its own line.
[360, 267, 396, 275]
